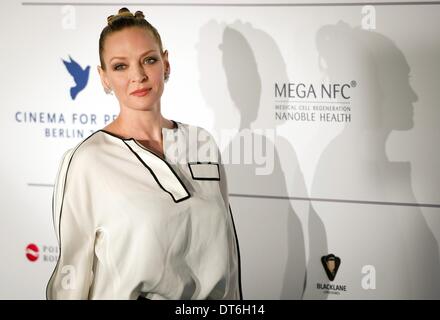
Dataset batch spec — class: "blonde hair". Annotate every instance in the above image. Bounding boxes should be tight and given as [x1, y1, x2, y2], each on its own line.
[99, 7, 165, 71]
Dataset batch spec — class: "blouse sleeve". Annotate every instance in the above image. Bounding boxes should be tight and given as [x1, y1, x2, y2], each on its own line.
[208, 131, 242, 300]
[46, 148, 96, 299]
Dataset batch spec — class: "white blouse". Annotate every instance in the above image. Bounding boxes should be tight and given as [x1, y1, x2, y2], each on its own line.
[46, 120, 241, 300]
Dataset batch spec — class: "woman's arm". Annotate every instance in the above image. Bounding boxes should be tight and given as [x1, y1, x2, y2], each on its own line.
[46, 148, 96, 299]
[218, 157, 243, 300]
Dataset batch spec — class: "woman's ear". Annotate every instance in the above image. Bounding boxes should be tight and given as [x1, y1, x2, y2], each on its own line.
[97, 65, 112, 92]
[162, 50, 170, 81]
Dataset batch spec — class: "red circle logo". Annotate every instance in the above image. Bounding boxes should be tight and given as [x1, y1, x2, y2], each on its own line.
[26, 243, 39, 262]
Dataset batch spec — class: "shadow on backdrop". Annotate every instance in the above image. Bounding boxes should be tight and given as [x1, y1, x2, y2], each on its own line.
[196, 20, 307, 299]
[308, 21, 440, 298]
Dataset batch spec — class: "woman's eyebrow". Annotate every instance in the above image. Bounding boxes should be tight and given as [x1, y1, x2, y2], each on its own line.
[110, 49, 157, 63]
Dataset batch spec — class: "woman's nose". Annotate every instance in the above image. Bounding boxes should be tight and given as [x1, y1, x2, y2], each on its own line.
[131, 64, 147, 82]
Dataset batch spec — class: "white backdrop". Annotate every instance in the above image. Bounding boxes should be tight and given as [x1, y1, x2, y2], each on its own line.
[1, 0, 440, 299]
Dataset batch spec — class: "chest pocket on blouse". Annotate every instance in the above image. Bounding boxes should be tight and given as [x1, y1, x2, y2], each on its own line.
[187, 162, 221, 197]
[188, 162, 220, 180]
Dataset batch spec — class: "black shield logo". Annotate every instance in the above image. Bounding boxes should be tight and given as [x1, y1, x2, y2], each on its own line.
[321, 254, 341, 281]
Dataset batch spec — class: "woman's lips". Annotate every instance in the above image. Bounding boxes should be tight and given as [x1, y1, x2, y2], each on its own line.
[131, 88, 151, 97]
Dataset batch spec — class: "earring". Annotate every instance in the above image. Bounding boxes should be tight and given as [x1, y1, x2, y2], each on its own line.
[164, 71, 170, 82]
[104, 87, 113, 95]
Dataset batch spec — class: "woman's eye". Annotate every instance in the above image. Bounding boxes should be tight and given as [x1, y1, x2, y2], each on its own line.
[113, 64, 125, 71]
[112, 57, 156, 71]
[144, 57, 157, 64]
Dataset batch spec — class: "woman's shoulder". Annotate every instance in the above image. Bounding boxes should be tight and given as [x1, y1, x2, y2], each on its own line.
[176, 121, 221, 162]
[177, 121, 217, 143]
[58, 130, 108, 170]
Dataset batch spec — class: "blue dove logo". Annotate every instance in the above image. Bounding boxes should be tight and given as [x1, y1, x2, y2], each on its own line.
[62, 55, 90, 100]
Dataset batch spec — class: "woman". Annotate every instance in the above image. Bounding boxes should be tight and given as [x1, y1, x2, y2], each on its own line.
[46, 8, 242, 300]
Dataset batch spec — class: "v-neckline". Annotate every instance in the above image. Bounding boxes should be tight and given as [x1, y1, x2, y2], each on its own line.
[98, 121, 190, 202]
[99, 120, 179, 161]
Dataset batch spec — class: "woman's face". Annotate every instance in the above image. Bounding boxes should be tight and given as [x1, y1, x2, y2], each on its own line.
[98, 27, 169, 112]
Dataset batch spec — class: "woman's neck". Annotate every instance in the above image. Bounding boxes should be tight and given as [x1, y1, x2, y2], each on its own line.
[105, 107, 173, 142]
